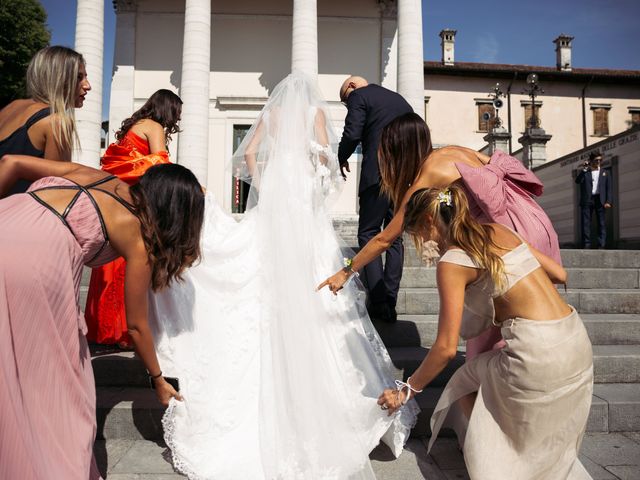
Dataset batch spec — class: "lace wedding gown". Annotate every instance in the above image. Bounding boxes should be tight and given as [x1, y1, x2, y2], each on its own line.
[149, 73, 418, 480]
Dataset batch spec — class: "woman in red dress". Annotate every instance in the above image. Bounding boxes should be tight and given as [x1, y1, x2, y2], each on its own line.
[85, 89, 182, 347]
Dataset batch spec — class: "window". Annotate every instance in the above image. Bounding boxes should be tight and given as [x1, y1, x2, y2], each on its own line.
[629, 107, 640, 127]
[590, 104, 611, 137]
[476, 102, 496, 132]
[592, 108, 609, 136]
[522, 103, 542, 129]
[231, 125, 251, 214]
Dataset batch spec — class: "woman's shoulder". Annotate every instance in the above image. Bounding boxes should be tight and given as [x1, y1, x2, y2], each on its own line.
[131, 118, 163, 135]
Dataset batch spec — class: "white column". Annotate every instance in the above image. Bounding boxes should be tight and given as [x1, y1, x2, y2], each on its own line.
[379, 3, 398, 90]
[291, 0, 318, 77]
[177, 0, 211, 184]
[74, 0, 104, 166]
[397, 0, 424, 118]
[108, 2, 136, 147]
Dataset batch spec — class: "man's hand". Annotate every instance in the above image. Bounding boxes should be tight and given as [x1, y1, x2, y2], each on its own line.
[604, 203, 612, 209]
[339, 161, 350, 179]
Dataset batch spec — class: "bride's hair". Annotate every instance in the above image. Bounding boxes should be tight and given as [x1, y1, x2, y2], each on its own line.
[403, 183, 506, 290]
[129, 164, 204, 290]
[378, 112, 433, 211]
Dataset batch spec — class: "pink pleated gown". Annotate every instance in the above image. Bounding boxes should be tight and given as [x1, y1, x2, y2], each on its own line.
[456, 150, 562, 359]
[0, 176, 123, 480]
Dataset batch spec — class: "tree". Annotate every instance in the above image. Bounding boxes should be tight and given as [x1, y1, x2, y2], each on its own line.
[0, 0, 51, 107]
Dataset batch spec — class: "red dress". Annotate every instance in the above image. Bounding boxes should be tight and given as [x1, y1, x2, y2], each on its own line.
[85, 131, 170, 346]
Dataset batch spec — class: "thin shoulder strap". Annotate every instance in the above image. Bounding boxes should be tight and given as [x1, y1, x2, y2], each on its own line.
[439, 249, 479, 268]
[24, 107, 51, 129]
[91, 187, 137, 215]
[85, 174, 118, 189]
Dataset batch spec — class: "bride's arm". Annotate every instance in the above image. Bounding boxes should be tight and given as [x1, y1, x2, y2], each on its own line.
[244, 121, 265, 177]
[314, 109, 330, 166]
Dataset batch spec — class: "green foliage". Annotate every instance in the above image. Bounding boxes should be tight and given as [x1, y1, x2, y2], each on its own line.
[0, 0, 51, 107]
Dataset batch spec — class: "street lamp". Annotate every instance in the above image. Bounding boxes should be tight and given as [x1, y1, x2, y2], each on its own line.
[523, 73, 544, 129]
[488, 82, 505, 129]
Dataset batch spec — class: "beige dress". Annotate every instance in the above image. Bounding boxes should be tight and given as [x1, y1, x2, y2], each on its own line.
[429, 243, 594, 480]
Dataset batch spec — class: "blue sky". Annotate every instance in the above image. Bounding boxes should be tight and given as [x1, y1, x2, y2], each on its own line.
[40, 0, 640, 120]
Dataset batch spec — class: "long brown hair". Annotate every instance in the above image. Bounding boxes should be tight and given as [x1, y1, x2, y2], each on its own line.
[26, 46, 84, 154]
[378, 112, 433, 210]
[129, 164, 204, 290]
[403, 183, 506, 291]
[116, 89, 182, 146]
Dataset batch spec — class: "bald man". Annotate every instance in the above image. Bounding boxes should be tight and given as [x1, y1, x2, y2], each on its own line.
[338, 76, 413, 323]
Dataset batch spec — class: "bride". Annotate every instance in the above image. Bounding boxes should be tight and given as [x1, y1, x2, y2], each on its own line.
[149, 72, 419, 479]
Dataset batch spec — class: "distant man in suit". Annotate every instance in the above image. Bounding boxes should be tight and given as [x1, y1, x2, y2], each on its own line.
[338, 76, 413, 322]
[575, 151, 613, 248]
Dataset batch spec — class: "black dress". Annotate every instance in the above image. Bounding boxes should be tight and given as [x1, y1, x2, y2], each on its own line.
[0, 107, 51, 194]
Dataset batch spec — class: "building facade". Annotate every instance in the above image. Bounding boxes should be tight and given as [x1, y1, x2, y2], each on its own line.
[75, 0, 424, 215]
[424, 30, 640, 162]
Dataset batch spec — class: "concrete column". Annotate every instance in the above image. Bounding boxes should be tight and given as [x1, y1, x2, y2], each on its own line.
[74, 0, 104, 167]
[379, 1, 398, 90]
[519, 128, 552, 169]
[483, 127, 511, 156]
[177, 0, 211, 184]
[291, 0, 318, 77]
[397, 0, 424, 118]
[109, 1, 136, 147]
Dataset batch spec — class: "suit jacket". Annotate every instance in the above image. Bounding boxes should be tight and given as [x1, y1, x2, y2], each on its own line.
[575, 167, 612, 207]
[338, 84, 413, 195]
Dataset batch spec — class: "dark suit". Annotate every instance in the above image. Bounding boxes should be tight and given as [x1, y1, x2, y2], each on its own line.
[338, 84, 413, 311]
[575, 167, 612, 248]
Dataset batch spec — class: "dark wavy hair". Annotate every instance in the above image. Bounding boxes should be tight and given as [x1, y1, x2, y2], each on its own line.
[115, 89, 183, 146]
[378, 112, 433, 211]
[129, 164, 204, 290]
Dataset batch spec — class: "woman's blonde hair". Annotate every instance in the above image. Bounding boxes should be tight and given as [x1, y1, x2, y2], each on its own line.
[26, 46, 84, 155]
[403, 182, 507, 291]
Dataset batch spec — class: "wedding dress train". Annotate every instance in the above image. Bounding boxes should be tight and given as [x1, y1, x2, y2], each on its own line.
[149, 73, 418, 479]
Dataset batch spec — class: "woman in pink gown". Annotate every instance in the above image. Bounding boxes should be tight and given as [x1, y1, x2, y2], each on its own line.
[0, 155, 204, 480]
[318, 112, 561, 358]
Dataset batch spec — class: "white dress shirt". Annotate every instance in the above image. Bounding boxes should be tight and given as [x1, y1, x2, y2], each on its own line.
[591, 168, 600, 195]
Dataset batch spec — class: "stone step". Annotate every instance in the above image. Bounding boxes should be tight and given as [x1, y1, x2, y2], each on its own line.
[93, 343, 640, 390]
[374, 314, 640, 348]
[397, 288, 640, 315]
[80, 251, 640, 289]
[388, 345, 640, 385]
[400, 267, 640, 289]
[410, 388, 612, 437]
[95, 384, 638, 440]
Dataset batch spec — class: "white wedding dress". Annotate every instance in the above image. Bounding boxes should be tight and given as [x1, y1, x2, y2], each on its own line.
[149, 73, 419, 480]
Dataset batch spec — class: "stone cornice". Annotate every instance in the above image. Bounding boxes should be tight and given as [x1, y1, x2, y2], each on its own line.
[113, 0, 136, 13]
[378, 0, 397, 18]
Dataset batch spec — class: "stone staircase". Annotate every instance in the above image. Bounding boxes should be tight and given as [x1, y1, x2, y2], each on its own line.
[88, 219, 640, 441]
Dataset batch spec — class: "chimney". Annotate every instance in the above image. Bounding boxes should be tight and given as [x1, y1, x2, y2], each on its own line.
[553, 34, 574, 71]
[439, 29, 457, 66]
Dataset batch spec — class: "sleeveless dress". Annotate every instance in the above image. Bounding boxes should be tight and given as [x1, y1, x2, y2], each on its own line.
[428, 241, 594, 479]
[0, 175, 133, 480]
[0, 107, 50, 194]
[85, 130, 170, 346]
[456, 149, 562, 359]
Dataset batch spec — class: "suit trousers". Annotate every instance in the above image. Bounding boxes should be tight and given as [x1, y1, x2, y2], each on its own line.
[581, 195, 606, 248]
[357, 184, 404, 307]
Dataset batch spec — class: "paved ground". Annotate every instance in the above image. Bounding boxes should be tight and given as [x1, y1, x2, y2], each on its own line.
[95, 432, 640, 479]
